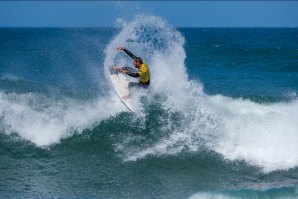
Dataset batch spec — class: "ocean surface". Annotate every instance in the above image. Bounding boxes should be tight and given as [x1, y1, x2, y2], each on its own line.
[1, 16, 298, 198]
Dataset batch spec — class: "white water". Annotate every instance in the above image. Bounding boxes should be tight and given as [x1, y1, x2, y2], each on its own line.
[108, 15, 298, 172]
[213, 96, 298, 172]
[0, 91, 124, 146]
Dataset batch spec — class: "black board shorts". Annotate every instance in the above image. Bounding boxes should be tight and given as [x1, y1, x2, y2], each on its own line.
[128, 80, 150, 89]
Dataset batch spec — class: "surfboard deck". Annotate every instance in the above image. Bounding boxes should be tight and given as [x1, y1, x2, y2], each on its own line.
[109, 66, 136, 113]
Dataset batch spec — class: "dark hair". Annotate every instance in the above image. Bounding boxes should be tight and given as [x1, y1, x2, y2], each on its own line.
[134, 57, 143, 64]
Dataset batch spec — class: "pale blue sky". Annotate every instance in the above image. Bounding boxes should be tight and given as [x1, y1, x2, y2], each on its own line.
[0, 1, 298, 27]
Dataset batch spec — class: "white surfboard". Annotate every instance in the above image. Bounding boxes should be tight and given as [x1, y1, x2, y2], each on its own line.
[109, 66, 136, 113]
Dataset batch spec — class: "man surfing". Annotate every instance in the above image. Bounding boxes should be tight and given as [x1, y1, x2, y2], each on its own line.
[113, 47, 150, 92]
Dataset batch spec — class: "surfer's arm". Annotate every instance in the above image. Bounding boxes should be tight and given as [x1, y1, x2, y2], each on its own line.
[113, 66, 139, 78]
[126, 71, 140, 78]
[123, 49, 137, 60]
[117, 47, 137, 60]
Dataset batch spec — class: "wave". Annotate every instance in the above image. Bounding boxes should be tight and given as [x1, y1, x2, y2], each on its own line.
[1, 15, 297, 173]
[104, 15, 298, 172]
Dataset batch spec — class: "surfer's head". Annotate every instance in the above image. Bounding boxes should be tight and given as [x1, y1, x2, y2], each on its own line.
[133, 57, 143, 68]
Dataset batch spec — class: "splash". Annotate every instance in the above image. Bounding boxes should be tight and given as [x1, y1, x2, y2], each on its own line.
[110, 15, 298, 172]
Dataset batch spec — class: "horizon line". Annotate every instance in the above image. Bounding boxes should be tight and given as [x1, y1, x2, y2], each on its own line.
[0, 26, 297, 28]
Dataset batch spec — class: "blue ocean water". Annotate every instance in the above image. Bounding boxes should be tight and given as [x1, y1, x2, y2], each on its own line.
[0, 16, 298, 198]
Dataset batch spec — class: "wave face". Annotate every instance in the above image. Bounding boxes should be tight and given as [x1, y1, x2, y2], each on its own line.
[0, 17, 298, 198]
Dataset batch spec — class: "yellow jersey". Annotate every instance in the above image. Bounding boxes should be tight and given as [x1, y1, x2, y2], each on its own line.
[137, 63, 150, 83]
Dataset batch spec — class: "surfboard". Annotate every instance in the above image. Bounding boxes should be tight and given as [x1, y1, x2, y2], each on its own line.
[109, 66, 136, 113]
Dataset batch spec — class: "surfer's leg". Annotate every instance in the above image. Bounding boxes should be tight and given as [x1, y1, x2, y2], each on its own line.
[140, 80, 150, 89]
[124, 82, 141, 99]
[128, 82, 142, 89]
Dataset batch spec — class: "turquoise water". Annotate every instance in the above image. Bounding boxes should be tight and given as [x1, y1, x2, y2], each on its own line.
[0, 16, 298, 198]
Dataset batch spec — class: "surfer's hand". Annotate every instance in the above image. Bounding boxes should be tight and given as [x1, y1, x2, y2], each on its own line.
[113, 66, 120, 71]
[117, 47, 124, 51]
[113, 66, 126, 74]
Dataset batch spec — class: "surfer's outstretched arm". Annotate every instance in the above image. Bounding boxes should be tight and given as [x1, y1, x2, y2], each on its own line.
[117, 47, 137, 60]
[126, 72, 140, 78]
[123, 49, 137, 60]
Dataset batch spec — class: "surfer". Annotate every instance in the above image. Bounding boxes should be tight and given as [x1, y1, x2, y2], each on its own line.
[113, 47, 150, 89]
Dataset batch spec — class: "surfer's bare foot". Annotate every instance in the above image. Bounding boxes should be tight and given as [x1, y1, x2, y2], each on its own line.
[123, 94, 130, 100]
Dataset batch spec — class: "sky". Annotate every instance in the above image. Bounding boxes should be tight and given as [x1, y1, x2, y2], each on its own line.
[0, 1, 298, 27]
